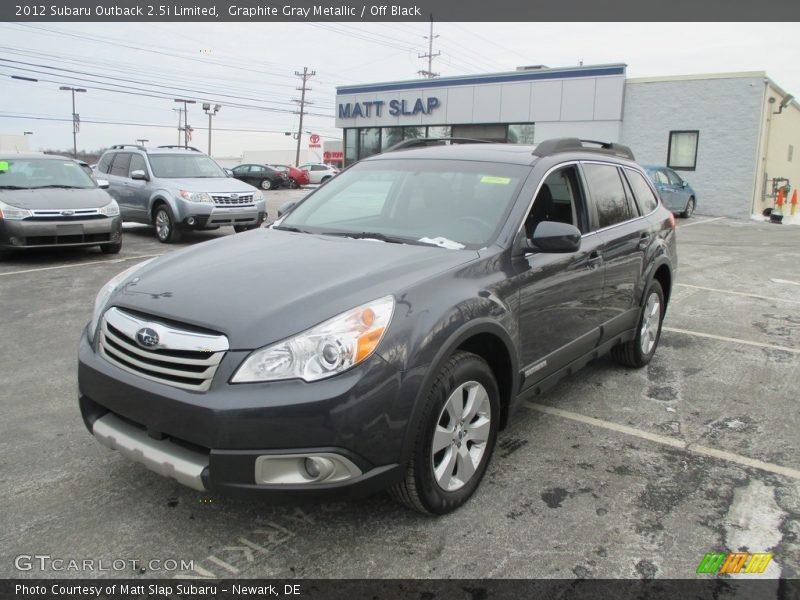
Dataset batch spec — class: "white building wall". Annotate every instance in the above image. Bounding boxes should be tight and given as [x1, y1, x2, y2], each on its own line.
[621, 75, 765, 218]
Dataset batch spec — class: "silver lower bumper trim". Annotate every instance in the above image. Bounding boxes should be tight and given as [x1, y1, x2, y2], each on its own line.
[92, 414, 208, 491]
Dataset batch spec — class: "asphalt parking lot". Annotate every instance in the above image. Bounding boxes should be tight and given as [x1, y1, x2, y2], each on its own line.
[1, 199, 798, 581]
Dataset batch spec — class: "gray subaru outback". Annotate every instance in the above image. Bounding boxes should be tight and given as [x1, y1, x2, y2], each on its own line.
[96, 145, 267, 242]
[79, 138, 677, 514]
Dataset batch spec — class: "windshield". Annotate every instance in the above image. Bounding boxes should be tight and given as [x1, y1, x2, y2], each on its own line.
[280, 158, 528, 249]
[0, 158, 96, 189]
[148, 154, 227, 179]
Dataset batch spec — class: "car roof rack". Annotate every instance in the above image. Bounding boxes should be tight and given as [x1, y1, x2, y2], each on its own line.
[156, 145, 202, 152]
[109, 144, 147, 151]
[532, 138, 636, 160]
[384, 137, 493, 152]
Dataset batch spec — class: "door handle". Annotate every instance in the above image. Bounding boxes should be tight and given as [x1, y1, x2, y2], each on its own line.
[587, 250, 603, 267]
[638, 233, 651, 249]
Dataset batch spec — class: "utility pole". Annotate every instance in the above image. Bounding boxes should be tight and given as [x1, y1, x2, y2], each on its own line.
[173, 108, 182, 145]
[417, 15, 440, 79]
[293, 67, 315, 167]
[59, 86, 87, 158]
[173, 99, 196, 148]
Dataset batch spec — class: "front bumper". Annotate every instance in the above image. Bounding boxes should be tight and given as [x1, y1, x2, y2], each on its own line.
[0, 215, 122, 249]
[78, 330, 410, 499]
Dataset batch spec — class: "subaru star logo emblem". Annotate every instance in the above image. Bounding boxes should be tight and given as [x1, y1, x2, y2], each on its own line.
[229, 194, 238, 200]
[135, 327, 160, 348]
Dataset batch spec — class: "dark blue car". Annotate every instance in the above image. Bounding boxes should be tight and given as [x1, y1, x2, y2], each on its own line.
[645, 166, 697, 218]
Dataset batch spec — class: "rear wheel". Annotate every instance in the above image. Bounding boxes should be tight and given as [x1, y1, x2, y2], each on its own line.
[234, 224, 259, 233]
[153, 205, 182, 243]
[288, 179, 299, 189]
[680, 197, 695, 219]
[390, 351, 499, 515]
[611, 280, 665, 368]
[260, 179, 273, 191]
[321, 176, 332, 183]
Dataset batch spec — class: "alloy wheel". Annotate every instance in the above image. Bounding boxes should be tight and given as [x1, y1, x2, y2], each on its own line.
[639, 292, 662, 355]
[155, 209, 170, 241]
[431, 380, 492, 492]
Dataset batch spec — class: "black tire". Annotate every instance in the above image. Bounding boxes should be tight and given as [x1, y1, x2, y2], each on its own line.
[321, 176, 332, 183]
[234, 225, 258, 233]
[153, 205, 182, 243]
[260, 179, 273, 191]
[611, 280, 665, 368]
[289, 179, 299, 189]
[390, 351, 500, 515]
[680, 197, 695, 219]
[100, 240, 122, 254]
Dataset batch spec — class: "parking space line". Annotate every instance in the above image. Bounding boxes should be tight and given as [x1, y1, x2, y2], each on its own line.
[674, 283, 800, 305]
[663, 326, 800, 354]
[0, 254, 162, 277]
[675, 216, 726, 228]
[525, 402, 800, 481]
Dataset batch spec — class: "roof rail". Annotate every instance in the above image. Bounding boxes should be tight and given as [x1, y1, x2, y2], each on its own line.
[532, 138, 636, 160]
[156, 145, 202, 152]
[384, 137, 493, 153]
[109, 144, 147, 151]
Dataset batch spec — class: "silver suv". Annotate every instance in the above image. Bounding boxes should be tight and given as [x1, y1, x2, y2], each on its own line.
[96, 145, 267, 243]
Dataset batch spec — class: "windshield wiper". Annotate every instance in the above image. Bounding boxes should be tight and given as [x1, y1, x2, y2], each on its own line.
[322, 231, 440, 247]
[0, 185, 29, 190]
[272, 224, 311, 233]
[30, 185, 87, 189]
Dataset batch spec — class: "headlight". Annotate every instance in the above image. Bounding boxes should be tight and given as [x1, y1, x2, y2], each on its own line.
[98, 200, 120, 217]
[232, 296, 394, 383]
[87, 258, 157, 343]
[178, 190, 213, 203]
[0, 199, 32, 220]
[253, 191, 265, 203]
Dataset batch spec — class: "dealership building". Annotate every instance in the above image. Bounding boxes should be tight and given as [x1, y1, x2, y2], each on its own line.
[335, 64, 799, 219]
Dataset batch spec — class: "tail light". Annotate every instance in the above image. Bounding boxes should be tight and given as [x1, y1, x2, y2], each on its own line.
[668, 212, 676, 229]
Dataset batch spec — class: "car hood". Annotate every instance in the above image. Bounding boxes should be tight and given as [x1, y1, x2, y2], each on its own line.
[0, 187, 113, 209]
[156, 177, 259, 194]
[111, 229, 479, 349]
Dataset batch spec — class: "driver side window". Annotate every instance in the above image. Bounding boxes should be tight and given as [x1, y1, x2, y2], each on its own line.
[525, 165, 587, 237]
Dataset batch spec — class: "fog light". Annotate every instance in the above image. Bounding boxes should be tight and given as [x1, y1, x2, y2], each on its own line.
[186, 217, 196, 226]
[304, 456, 335, 481]
[10, 237, 23, 246]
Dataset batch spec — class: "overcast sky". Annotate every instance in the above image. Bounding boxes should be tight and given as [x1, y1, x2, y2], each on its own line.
[1, 22, 798, 157]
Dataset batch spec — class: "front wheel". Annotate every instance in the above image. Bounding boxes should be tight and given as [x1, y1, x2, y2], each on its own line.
[100, 240, 122, 254]
[260, 179, 273, 191]
[154, 205, 182, 243]
[680, 197, 695, 219]
[288, 179, 299, 189]
[611, 280, 665, 368]
[234, 224, 259, 233]
[390, 351, 499, 515]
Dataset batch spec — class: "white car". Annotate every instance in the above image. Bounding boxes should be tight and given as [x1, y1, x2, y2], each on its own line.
[298, 163, 340, 184]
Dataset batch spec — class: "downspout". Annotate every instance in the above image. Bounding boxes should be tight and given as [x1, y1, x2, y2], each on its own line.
[753, 79, 773, 215]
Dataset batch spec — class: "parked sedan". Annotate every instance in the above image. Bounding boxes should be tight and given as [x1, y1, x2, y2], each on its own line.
[0, 153, 122, 258]
[267, 164, 310, 188]
[645, 166, 697, 218]
[231, 164, 288, 191]
[298, 163, 340, 184]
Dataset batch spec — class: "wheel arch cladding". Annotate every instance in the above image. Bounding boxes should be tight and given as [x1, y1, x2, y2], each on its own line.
[456, 332, 515, 430]
[653, 264, 672, 305]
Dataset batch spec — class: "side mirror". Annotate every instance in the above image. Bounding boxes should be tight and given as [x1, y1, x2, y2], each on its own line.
[277, 201, 297, 218]
[517, 221, 581, 254]
[96, 179, 110, 189]
[130, 170, 148, 181]
[681, 181, 689, 188]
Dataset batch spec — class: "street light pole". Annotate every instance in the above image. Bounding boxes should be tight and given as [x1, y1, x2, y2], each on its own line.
[136, 139, 149, 147]
[59, 86, 87, 158]
[202, 103, 221, 156]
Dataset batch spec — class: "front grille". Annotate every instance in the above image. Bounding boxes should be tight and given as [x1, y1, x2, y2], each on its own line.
[30, 207, 103, 218]
[98, 307, 228, 392]
[22, 233, 111, 246]
[212, 193, 254, 205]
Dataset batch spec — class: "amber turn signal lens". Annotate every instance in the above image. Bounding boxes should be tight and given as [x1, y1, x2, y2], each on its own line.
[356, 327, 385, 362]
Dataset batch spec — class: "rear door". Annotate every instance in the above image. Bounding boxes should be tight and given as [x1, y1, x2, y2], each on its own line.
[126, 153, 150, 221]
[665, 168, 690, 211]
[582, 162, 650, 341]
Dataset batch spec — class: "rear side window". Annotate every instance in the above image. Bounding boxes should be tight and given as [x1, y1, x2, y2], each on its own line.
[625, 169, 659, 214]
[97, 153, 113, 174]
[582, 163, 633, 229]
[109, 153, 132, 177]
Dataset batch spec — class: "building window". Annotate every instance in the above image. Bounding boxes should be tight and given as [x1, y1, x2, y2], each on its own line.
[451, 124, 507, 141]
[381, 127, 402, 150]
[344, 129, 357, 164]
[667, 130, 699, 170]
[358, 128, 381, 160]
[403, 126, 426, 140]
[507, 124, 535, 144]
[427, 126, 451, 138]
